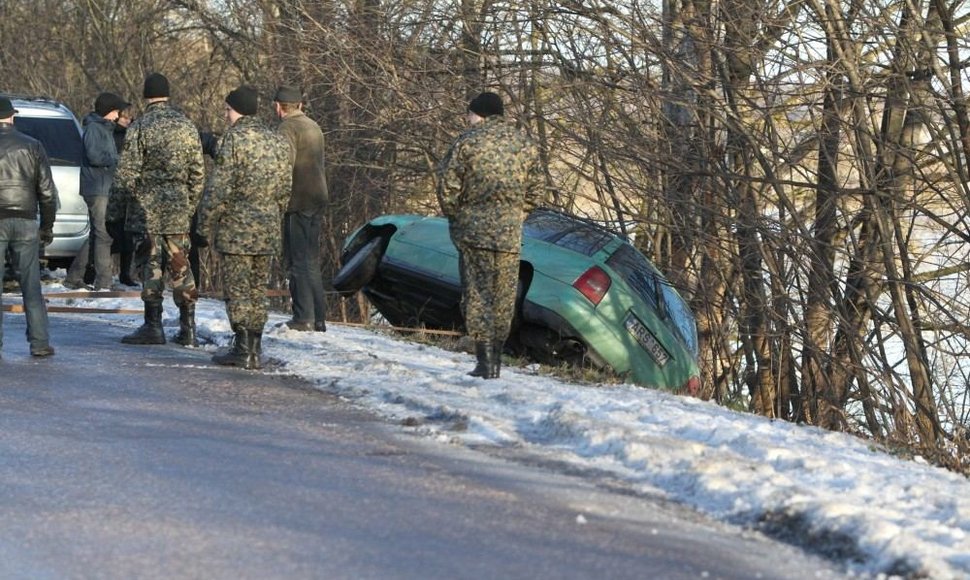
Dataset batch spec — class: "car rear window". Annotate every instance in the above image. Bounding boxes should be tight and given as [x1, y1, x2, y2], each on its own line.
[13, 116, 83, 167]
[606, 243, 698, 356]
[606, 243, 661, 309]
[524, 210, 614, 256]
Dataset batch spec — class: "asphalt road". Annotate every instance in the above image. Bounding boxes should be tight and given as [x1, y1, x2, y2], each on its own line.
[0, 313, 846, 579]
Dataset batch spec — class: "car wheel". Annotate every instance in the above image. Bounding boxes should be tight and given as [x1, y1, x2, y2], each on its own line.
[333, 236, 384, 295]
[513, 323, 589, 368]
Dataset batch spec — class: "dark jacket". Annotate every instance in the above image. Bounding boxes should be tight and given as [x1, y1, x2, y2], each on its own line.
[0, 123, 57, 229]
[80, 112, 119, 198]
[277, 111, 328, 213]
[113, 122, 127, 154]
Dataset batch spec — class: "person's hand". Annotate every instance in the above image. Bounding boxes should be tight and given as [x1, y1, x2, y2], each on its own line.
[39, 227, 53, 246]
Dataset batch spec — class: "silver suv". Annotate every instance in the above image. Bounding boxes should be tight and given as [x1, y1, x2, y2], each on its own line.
[6, 95, 88, 269]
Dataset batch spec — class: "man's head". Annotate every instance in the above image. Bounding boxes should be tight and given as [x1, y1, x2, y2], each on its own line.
[117, 107, 133, 128]
[0, 97, 17, 123]
[273, 85, 303, 119]
[143, 72, 170, 102]
[94, 92, 130, 121]
[467, 91, 503, 124]
[225, 85, 258, 124]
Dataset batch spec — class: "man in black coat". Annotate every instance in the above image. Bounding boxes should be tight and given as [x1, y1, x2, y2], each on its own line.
[0, 96, 58, 356]
[107, 106, 138, 286]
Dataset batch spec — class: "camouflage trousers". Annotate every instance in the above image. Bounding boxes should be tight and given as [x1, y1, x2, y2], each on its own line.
[134, 233, 198, 306]
[458, 246, 519, 343]
[220, 253, 271, 331]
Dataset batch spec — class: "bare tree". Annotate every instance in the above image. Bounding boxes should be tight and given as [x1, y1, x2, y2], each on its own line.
[8, 0, 970, 468]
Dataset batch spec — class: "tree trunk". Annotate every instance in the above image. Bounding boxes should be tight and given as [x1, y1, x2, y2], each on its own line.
[661, 0, 730, 400]
[800, 32, 843, 424]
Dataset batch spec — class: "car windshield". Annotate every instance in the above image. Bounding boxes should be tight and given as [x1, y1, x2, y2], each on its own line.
[13, 116, 83, 166]
[606, 244, 698, 357]
[524, 210, 614, 256]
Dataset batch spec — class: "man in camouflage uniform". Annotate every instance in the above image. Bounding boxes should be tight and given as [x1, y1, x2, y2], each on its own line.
[114, 72, 205, 346]
[198, 86, 291, 370]
[438, 91, 543, 379]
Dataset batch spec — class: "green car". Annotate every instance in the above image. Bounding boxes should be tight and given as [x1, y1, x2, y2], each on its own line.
[334, 208, 701, 393]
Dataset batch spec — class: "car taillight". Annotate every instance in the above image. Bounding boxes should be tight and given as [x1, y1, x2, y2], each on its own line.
[683, 376, 701, 397]
[573, 266, 611, 305]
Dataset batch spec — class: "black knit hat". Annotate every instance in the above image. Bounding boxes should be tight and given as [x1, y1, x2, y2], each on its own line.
[226, 86, 259, 116]
[468, 92, 503, 117]
[273, 85, 302, 104]
[94, 92, 130, 117]
[0, 97, 18, 118]
[143, 73, 170, 99]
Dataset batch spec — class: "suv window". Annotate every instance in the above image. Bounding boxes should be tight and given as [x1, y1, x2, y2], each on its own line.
[13, 116, 83, 166]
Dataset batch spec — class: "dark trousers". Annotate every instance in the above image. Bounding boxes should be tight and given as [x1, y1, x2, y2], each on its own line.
[283, 210, 327, 326]
[0, 218, 50, 350]
[108, 221, 137, 285]
[65, 195, 113, 288]
[189, 211, 203, 288]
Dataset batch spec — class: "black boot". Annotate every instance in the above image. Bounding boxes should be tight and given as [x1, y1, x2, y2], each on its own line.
[173, 303, 198, 347]
[121, 302, 166, 345]
[212, 326, 251, 368]
[490, 341, 503, 379]
[247, 330, 263, 370]
[468, 341, 492, 378]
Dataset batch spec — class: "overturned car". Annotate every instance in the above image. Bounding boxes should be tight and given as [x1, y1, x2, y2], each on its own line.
[333, 208, 701, 393]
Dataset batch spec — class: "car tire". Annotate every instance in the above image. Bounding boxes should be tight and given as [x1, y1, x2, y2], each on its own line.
[333, 236, 384, 295]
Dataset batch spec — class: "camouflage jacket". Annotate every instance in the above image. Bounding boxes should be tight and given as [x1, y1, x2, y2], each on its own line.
[114, 101, 204, 234]
[438, 116, 543, 252]
[198, 115, 292, 255]
[105, 124, 146, 233]
[105, 182, 148, 233]
[106, 126, 147, 233]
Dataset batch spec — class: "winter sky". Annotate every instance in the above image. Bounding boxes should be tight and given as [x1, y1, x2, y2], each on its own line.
[24, 283, 970, 579]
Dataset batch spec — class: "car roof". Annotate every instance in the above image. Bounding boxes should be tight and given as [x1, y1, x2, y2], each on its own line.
[1, 93, 75, 118]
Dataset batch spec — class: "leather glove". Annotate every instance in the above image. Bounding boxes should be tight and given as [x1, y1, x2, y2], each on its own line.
[39, 227, 53, 246]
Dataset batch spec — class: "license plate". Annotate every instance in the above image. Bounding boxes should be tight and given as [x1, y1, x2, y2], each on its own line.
[625, 313, 670, 366]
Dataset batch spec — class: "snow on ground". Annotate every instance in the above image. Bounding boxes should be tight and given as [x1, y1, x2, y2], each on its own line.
[28, 283, 970, 578]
